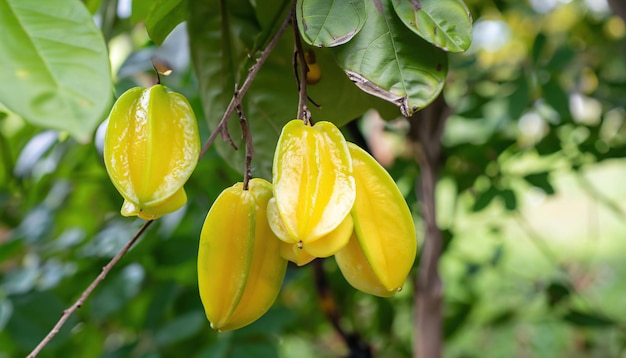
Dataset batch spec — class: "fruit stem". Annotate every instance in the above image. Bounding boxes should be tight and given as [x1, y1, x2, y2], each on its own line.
[291, 4, 311, 125]
[198, 5, 293, 161]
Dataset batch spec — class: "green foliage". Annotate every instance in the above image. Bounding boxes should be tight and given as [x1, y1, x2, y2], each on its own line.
[3, 0, 626, 357]
[333, 0, 448, 117]
[0, 0, 113, 143]
[392, 0, 473, 52]
[296, 0, 366, 47]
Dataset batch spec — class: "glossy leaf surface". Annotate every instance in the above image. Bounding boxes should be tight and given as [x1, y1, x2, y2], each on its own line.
[187, 0, 398, 179]
[333, 0, 448, 116]
[392, 0, 472, 52]
[296, 0, 366, 47]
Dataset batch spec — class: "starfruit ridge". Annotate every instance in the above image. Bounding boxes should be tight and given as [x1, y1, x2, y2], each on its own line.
[198, 178, 287, 331]
[272, 119, 356, 244]
[335, 143, 417, 296]
[104, 84, 200, 219]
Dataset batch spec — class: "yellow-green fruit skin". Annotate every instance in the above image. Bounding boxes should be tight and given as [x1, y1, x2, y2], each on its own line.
[103, 84, 200, 219]
[272, 119, 355, 244]
[335, 143, 417, 296]
[198, 179, 287, 331]
[267, 197, 352, 259]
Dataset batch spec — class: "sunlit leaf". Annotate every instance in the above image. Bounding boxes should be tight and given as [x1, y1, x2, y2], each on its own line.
[145, 0, 187, 45]
[0, 0, 112, 142]
[334, 0, 448, 117]
[296, 0, 366, 47]
[392, 0, 472, 52]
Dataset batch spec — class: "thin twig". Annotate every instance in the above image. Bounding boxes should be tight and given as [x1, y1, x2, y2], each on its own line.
[28, 6, 294, 356]
[291, 5, 310, 124]
[236, 93, 254, 190]
[27, 220, 154, 358]
[198, 9, 292, 159]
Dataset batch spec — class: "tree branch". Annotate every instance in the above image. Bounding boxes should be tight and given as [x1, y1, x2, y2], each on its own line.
[27, 220, 154, 358]
[235, 92, 254, 190]
[198, 8, 292, 159]
[28, 6, 295, 356]
[408, 95, 448, 358]
[291, 4, 311, 124]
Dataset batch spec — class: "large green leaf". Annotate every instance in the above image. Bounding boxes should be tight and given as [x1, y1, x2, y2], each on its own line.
[188, 0, 399, 179]
[296, 0, 366, 47]
[0, 0, 112, 143]
[333, 0, 448, 117]
[392, 0, 472, 52]
[145, 0, 187, 45]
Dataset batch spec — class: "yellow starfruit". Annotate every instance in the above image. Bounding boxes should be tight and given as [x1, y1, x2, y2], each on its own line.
[272, 119, 355, 245]
[198, 179, 287, 331]
[104, 84, 200, 220]
[268, 197, 353, 260]
[335, 143, 417, 297]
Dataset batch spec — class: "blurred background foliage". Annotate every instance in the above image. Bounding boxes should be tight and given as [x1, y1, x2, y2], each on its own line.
[2, 0, 626, 357]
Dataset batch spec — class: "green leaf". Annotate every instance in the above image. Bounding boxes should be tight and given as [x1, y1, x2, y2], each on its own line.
[524, 172, 555, 195]
[500, 188, 517, 211]
[562, 309, 614, 328]
[154, 311, 205, 347]
[0, 0, 112, 143]
[145, 0, 187, 45]
[6, 291, 77, 349]
[392, 0, 472, 52]
[472, 186, 498, 211]
[296, 0, 366, 47]
[131, 0, 152, 24]
[333, 0, 448, 117]
[82, 0, 102, 14]
[188, 0, 399, 179]
[545, 281, 570, 307]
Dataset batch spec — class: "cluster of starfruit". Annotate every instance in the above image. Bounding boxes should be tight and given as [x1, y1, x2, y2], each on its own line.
[198, 119, 417, 331]
[103, 84, 200, 220]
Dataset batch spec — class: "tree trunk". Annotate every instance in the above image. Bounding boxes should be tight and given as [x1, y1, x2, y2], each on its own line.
[409, 96, 449, 358]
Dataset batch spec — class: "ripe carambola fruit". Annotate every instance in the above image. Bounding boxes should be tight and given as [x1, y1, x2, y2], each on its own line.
[268, 197, 353, 261]
[335, 143, 417, 297]
[198, 179, 287, 331]
[272, 119, 355, 245]
[103, 84, 200, 220]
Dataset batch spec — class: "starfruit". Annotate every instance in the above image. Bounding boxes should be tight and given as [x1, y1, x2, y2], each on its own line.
[198, 179, 287, 331]
[103, 84, 200, 220]
[268, 197, 353, 261]
[272, 119, 356, 245]
[335, 143, 417, 297]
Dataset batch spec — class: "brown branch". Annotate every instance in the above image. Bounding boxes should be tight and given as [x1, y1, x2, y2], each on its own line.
[408, 95, 448, 358]
[27, 220, 154, 358]
[198, 7, 292, 159]
[28, 6, 295, 357]
[312, 260, 371, 358]
[235, 92, 254, 190]
[291, 5, 311, 124]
